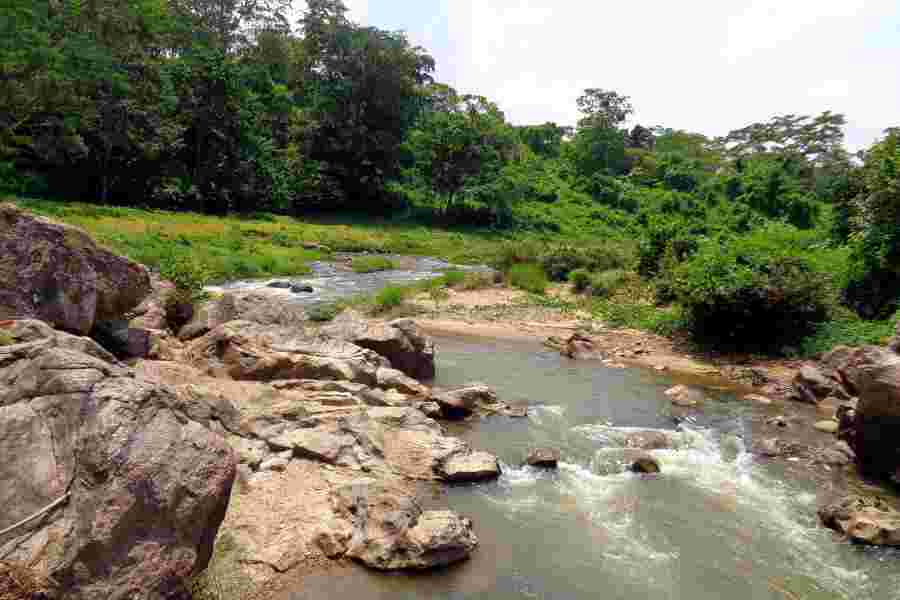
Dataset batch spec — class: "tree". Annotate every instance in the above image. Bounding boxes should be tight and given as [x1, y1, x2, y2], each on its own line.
[576, 88, 633, 129]
[717, 111, 848, 166]
[402, 88, 517, 213]
[516, 123, 571, 158]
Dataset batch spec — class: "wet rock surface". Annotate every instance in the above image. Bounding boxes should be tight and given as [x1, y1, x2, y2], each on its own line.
[819, 496, 900, 546]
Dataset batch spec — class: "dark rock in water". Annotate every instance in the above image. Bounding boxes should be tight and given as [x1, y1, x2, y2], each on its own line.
[0, 203, 151, 335]
[432, 383, 499, 419]
[630, 453, 661, 474]
[267, 280, 293, 289]
[526, 448, 560, 468]
[819, 496, 900, 546]
[291, 284, 314, 293]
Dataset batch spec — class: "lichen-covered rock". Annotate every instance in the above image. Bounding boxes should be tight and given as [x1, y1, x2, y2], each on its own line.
[330, 482, 477, 570]
[0, 320, 236, 600]
[0, 204, 151, 335]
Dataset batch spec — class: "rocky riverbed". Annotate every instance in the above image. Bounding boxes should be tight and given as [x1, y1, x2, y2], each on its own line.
[2, 202, 900, 599]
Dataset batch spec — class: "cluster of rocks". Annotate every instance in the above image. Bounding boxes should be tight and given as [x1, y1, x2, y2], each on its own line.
[0, 205, 510, 597]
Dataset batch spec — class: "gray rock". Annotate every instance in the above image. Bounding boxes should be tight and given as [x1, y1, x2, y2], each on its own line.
[851, 349, 900, 479]
[0, 320, 236, 599]
[526, 448, 560, 468]
[432, 383, 499, 419]
[291, 284, 314, 294]
[331, 483, 477, 570]
[267, 280, 293, 289]
[322, 311, 436, 380]
[437, 451, 501, 482]
[0, 203, 151, 335]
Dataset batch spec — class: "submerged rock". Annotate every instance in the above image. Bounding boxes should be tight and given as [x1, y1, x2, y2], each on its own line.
[0, 203, 151, 335]
[331, 483, 477, 570]
[267, 280, 293, 289]
[526, 448, 560, 468]
[819, 496, 900, 546]
[292, 284, 315, 293]
[0, 320, 236, 599]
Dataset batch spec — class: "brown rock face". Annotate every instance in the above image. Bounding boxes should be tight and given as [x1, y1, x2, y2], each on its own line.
[819, 496, 900, 546]
[0, 204, 151, 335]
[322, 311, 436, 380]
[331, 483, 477, 570]
[432, 383, 499, 419]
[0, 320, 236, 599]
[852, 348, 900, 479]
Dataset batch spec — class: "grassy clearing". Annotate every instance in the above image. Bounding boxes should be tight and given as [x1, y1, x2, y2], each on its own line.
[351, 255, 397, 273]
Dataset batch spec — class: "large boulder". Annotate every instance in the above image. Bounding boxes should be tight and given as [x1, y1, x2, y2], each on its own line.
[788, 364, 849, 404]
[819, 496, 900, 546]
[322, 311, 436, 380]
[329, 482, 477, 570]
[0, 204, 151, 335]
[0, 320, 236, 599]
[850, 348, 900, 480]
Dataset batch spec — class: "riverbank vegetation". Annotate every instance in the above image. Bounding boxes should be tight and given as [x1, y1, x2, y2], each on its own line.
[3, 1, 899, 356]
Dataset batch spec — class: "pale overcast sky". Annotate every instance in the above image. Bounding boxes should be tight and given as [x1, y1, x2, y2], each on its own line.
[337, 0, 898, 150]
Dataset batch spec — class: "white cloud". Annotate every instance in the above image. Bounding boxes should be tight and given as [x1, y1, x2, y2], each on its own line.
[438, 0, 899, 150]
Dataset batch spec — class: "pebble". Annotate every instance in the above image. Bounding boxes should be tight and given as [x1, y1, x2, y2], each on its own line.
[814, 420, 839, 434]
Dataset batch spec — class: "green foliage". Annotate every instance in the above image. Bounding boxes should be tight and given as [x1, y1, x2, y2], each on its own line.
[374, 286, 407, 312]
[509, 263, 548, 295]
[589, 269, 630, 298]
[306, 303, 340, 322]
[440, 270, 467, 287]
[670, 225, 836, 351]
[540, 242, 635, 282]
[799, 309, 899, 357]
[569, 269, 592, 292]
[351, 256, 397, 273]
[592, 301, 686, 337]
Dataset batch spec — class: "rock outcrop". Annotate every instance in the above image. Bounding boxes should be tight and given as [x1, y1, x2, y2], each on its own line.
[819, 496, 900, 546]
[0, 204, 151, 335]
[322, 311, 436, 380]
[848, 348, 900, 481]
[0, 320, 236, 599]
[329, 482, 477, 570]
[431, 383, 499, 419]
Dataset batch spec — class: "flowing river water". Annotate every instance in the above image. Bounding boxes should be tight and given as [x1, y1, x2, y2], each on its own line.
[220, 260, 900, 600]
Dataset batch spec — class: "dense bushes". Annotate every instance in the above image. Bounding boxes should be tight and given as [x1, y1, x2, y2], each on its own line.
[509, 264, 549, 294]
[670, 226, 836, 351]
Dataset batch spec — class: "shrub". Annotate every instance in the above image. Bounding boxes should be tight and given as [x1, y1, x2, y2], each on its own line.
[307, 303, 340, 322]
[671, 227, 834, 351]
[799, 309, 899, 357]
[491, 239, 544, 272]
[351, 256, 397, 273]
[440, 270, 467, 287]
[460, 272, 496, 290]
[590, 269, 629, 298]
[541, 242, 635, 282]
[569, 268, 592, 292]
[374, 285, 406, 312]
[509, 263, 548, 294]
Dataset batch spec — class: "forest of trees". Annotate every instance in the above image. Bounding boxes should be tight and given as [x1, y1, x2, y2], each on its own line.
[2, 0, 900, 351]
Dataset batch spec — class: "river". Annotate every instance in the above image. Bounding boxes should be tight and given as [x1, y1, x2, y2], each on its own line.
[290, 334, 900, 600]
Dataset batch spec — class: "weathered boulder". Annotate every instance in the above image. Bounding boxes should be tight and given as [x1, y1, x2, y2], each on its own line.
[330, 482, 477, 570]
[0, 204, 151, 335]
[185, 320, 389, 385]
[850, 348, 900, 480]
[788, 364, 849, 404]
[432, 383, 499, 419]
[665, 384, 704, 407]
[526, 448, 560, 468]
[560, 332, 599, 360]
[819, 496, 900, 546]
[322, 311, 436, 380]
[0, 320, 236, 599]
[178, 293, 238, 341]
[438, 451, 501, 482]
